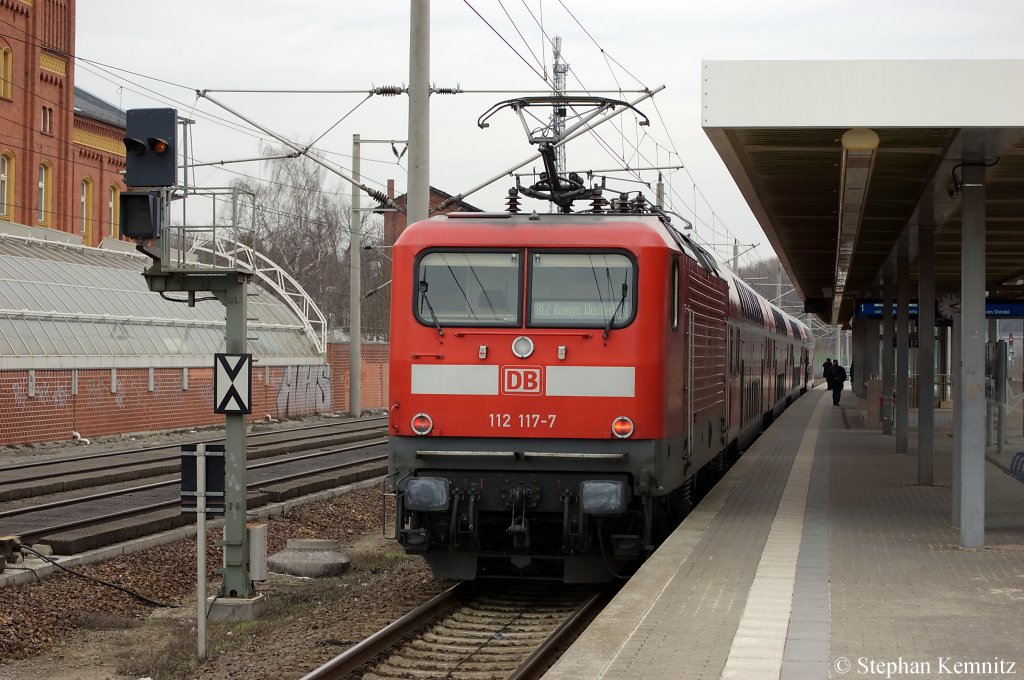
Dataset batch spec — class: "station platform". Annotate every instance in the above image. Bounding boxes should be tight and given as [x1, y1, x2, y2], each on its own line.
[544, 385, 1024, 680]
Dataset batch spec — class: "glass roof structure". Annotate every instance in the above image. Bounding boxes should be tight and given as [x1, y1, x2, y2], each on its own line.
[0, 232, 323, 370]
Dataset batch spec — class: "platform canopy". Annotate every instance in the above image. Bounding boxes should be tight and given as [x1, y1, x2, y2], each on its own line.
[702, 59, 1024, 324]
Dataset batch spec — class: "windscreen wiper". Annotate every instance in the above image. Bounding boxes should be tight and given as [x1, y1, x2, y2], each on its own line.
[603, 280, 629, 340]
[419, 280, 445, 337]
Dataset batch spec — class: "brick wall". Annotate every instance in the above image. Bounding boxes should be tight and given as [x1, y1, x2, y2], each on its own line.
[327, 342, 391, 415]
[0, 342, 391, 446]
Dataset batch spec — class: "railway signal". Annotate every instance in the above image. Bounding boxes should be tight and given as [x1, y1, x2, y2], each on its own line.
[119, 191, 161, 240]
[123, 108, 177, 187]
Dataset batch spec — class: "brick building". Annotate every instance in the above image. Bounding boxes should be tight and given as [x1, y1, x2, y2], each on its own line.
[0, 3, 393, 446]
[381, 182, 482, 246]
[0, 0, 126, 246]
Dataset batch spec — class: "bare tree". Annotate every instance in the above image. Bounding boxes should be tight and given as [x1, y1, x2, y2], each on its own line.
[737, 257, 801, 315]
[352, 220, 392, 341]
[225, 145, 388, 339]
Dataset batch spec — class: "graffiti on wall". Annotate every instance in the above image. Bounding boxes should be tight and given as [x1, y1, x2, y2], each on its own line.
[276, 364, 331, 417]
[10, 380, 70, 409]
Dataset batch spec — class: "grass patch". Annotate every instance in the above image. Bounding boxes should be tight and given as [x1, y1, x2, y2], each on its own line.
[357, 548, 416, 574]
[114, 619, 200, 680]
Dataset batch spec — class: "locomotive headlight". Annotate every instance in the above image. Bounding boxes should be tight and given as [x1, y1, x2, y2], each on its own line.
[580, 480, 628, 515]
[404, 477, 450, 512]
[410, 413, 433, 435]
[611, 416, 634, 439]
[511, 335, 534, 359]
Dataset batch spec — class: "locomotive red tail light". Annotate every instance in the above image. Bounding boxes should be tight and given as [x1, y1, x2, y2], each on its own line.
[611, 416, 634, 439]
[411, 413, 433, 435]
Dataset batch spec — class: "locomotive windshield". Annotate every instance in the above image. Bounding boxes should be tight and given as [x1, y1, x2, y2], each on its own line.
[415, 251, 521, 327]
[412, 249, 637, 330]
[528, 252, 636, 328]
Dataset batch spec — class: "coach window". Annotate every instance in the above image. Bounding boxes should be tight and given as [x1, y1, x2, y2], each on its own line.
[528, 251, 636, 328]
[415, 250, 521, 327]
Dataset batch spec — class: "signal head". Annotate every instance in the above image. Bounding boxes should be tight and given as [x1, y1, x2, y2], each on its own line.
[123, 108, 178, 187]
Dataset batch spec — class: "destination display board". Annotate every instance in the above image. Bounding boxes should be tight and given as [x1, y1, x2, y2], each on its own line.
[854, 299, 1024, 321]
[532, 300, 629, 322]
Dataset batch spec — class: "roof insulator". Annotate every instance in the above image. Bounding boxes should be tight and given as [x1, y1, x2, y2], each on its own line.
[506, 187, 521, 214]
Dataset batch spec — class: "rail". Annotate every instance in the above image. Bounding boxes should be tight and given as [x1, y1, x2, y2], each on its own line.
[299, 582, 611, 680]
[8, 443, 387, 545]
[298, 583, 472, 680]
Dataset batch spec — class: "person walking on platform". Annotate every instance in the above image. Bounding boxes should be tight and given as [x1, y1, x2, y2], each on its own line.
[831, 362, 847, 405]
[822, 357, 833, 389]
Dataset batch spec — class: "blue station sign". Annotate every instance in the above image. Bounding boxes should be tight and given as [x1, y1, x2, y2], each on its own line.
[855, 299, 1024, 320]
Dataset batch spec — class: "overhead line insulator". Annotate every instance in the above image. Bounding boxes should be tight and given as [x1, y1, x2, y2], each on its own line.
[366, 187, 406, 214]
[372, 85, 406, 97]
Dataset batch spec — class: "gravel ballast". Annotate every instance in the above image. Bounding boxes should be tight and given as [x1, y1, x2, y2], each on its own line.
[0, 485, 451, 680]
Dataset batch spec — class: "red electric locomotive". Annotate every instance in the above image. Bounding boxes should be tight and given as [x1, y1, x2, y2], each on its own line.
[385, 98, 813, 582]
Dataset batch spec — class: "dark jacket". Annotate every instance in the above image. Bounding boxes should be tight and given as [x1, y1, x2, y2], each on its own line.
[822, 361, 833, 382]
[832, 365, 847, 385]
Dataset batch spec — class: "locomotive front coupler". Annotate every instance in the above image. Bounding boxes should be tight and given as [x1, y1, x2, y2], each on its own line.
[507, 485, 531, 550]
[447, 491, 461, 549]
[448, 487, 480, 550]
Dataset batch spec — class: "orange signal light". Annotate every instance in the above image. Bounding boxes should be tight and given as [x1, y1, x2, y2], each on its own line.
[611, 416, 634, 439]
[411, 413, 433, 436]
[148, 137, 169, 154]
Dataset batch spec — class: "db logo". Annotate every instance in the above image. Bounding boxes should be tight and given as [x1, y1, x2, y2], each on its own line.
[502, 366, 543, 395]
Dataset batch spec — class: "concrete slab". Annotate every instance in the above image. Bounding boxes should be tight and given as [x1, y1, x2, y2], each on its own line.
[207, 593, 266, 623]
[267, 538, 351, 578]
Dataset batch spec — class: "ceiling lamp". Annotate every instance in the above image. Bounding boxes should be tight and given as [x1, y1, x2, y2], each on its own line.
[832, 127, 880, 325]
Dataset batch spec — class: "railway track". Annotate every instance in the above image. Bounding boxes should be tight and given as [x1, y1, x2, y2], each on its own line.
[0, 417, 389, 554]
[0, 416, 387, 501]
[300, 581, 614, 680]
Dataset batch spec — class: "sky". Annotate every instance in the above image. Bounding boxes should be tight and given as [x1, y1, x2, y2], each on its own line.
[73, 0, 1024, 265]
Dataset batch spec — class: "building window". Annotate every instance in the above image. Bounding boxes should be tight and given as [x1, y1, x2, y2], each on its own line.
[108, 185, 119, 237]
[0, 46, 11, 100]
[37, 162, 52, 226]
[0, 152, 12, 220]
[41, 107, 53, 134]
[80, 178, 93, 243]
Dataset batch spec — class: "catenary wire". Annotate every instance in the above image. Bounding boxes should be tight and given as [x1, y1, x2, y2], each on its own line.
[463, 0, 550, 84]
[497, 0, 548, 79]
